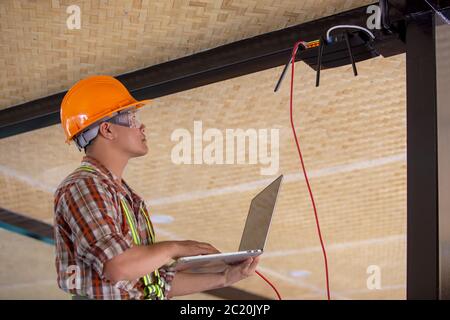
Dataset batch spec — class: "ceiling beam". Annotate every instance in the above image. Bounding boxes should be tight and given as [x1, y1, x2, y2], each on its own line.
[0, 1, 408, 139]
[0, 207, 54, 245]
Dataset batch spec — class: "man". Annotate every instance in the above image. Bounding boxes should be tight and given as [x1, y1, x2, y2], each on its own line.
[54, 75, 259, 300]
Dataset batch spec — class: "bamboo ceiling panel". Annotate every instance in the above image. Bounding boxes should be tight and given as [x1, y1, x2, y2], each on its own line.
[0, 0, 374, 109]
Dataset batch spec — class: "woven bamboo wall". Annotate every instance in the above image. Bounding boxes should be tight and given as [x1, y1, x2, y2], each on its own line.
[0, 52, 406, 299]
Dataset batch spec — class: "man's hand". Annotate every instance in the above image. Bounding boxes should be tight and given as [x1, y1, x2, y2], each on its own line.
[223, 256, 260, 287]
[169, 240, 221, 259]
[168, 256, 261, 298]
[103, 240, 219, 283]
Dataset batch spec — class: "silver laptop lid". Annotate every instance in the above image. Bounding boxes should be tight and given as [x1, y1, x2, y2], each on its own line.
[238, 175, 283, 252]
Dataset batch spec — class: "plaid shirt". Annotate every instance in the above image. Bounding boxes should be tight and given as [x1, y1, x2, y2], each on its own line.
[53, 156, 175, 300]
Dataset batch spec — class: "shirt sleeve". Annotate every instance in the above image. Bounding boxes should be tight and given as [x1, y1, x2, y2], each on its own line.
[158, 265, 177, 299]
[63, 177, 132, 280]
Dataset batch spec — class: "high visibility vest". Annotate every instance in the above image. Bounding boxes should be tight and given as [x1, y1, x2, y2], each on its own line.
[79, 165, 165, 300]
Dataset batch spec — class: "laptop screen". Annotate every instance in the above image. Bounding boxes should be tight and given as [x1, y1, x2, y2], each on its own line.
[238, 175, 283, 251]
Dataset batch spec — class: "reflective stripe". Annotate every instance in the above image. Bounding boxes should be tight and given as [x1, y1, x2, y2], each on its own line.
[79, 165, 96, 173]
[139, 204, 162, 281]
[140, 205, 156, 242]
[120, 200, 140, 244]
[120, 196, 163, 299]
[78, 165, 165, 300]
[120, 200, 154, 288]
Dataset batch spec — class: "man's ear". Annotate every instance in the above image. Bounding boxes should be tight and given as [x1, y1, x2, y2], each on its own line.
[98, 122, 115, 140]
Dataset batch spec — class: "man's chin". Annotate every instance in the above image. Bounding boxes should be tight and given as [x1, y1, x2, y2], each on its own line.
[138, 146, 149, 157]
[128, 147, 148, 158]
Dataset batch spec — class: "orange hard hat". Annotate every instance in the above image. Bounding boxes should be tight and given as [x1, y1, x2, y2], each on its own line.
[60, 75, 151, 143]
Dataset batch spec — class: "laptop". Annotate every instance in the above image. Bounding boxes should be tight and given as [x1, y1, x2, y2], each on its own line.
[170, 174, 283, 273]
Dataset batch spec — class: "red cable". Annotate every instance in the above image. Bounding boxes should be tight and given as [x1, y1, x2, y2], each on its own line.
[289, 41, 331, 300]
[256, 270, 282, 300]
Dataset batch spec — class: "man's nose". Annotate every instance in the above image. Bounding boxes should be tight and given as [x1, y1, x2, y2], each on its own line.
[140, 123, 146, 133]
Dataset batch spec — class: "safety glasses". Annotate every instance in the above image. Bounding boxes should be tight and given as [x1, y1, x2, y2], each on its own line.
[106, 107, 142, 129]
[74, 107, 143, 150]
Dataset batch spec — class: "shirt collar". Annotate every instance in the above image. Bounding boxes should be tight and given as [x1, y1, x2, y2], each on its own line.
[81, 156, 143, 205]
[81, 155, 119, 182]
